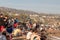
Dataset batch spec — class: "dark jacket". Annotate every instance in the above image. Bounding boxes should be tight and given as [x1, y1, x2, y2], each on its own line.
[0, 17, 5, 26]
[6, 26, 13, 34]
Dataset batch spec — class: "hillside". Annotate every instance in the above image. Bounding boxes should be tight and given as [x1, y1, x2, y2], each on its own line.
[0, 7, 60, 16]
[0, 7, 60, 27]
[0, 7, 38, 15]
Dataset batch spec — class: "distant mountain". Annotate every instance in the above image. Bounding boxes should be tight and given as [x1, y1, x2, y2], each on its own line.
[0, 7, 60, 16]
[0, 7, 38, 15]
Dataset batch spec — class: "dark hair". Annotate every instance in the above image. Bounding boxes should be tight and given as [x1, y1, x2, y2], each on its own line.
[2, 31, 6, 36]
[32, 29, 37, 33]
[0, 14, 3, 15]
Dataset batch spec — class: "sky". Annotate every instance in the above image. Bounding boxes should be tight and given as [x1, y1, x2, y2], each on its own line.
[0, 0, 60, 14]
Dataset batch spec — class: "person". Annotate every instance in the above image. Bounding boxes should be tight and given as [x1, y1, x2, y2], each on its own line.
[0, 14, 4, 26]
[32, 23, 36, 30]
[31, 30, 40, 40]
[0, 14, 5, 32]
[14, 18, 19, 23]
[11, 18, 14, 26]
[26, 29, 33, 40]
[0, 32, 7, 40]
[40, 28, 47, 40]
[6, 25, 13, 40]
[6, 25, 13, 34]
[40, 33, 47, 40]
[4, 16, 8, 28]
[12, 26, 22, 36]
[13, 22, 18, 28]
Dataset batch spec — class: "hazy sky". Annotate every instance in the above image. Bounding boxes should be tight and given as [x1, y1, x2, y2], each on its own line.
[0, 0, 60, 13]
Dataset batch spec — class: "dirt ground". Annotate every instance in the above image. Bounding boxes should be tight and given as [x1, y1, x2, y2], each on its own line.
[47, 29, 60, 37]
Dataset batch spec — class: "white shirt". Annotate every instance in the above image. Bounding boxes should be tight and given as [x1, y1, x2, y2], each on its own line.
[26, 32, 32, 39]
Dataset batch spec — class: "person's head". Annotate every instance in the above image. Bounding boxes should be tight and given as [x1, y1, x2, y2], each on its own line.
[32, 29, 37, 33]
[5, 17, 8, 19]
[0, 14, 3, 17]
[2, 31, 6, 36]
[11, 18, 14, 21]
[29, 29, 33, 32]
[4, 15, 8, 20]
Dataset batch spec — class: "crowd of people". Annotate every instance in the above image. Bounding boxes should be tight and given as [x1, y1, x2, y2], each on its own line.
[0, 14, 47, 40]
